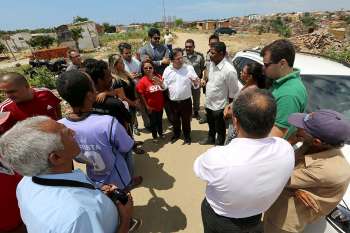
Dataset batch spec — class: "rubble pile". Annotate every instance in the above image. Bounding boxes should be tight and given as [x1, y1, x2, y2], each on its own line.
[291, 32, 343, 52]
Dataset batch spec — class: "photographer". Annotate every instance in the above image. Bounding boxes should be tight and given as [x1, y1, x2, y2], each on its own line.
[0, 116, 133, 233]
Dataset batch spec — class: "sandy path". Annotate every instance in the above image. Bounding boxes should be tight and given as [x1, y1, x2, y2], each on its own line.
[129, 33, 214, 233]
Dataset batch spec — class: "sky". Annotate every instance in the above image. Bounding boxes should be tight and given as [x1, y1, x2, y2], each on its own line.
[1, 0, 350, 30]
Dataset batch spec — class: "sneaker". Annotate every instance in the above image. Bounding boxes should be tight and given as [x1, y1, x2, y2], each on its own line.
[131, 176, 143, 187]
[133, 127, 141, 136]
[198, 117, 207, 124]
[129, 217, 142, 232]
[183, 138, 191, 145]
[133, 146, 145, 154]
[199, 138, 215, 145]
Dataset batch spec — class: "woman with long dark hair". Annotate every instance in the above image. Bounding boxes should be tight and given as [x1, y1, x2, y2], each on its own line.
[136, 59, 165, 142]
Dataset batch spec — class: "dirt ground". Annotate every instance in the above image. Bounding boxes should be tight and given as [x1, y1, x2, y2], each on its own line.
[174, 31, 281, 56]
[116, 32, 282, 233]
[3, 31, 281, 233]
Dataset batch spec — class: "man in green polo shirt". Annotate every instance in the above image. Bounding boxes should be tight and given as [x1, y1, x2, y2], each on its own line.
[261, 39, 308, 139]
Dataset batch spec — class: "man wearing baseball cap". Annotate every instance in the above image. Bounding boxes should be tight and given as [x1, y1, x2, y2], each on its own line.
[264, 109, 350, 233]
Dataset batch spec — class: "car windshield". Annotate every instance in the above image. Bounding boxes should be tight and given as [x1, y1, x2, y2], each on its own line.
[301, 74, 350, 120]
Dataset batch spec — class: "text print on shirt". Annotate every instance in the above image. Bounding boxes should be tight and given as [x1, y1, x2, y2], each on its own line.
[75, 144, 106, 173]
[148, 84, 163, 93]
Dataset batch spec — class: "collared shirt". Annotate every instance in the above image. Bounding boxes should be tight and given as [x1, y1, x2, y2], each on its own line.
[183, 51, 205, 78]
[265, 148, 350, 232]
[139, 43, 169, 74]
[163, 64, 199, 101]
[205, 59, 240, 111]
[17, 170, 118, 233]
[123, 57, 141, 74]
[66, 63, 79, 71]
[194, 137, 295, 218]
[59, 114, 133, 189]
[271, 69, 308, 138]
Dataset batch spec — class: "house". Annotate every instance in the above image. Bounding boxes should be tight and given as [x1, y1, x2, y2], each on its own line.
[196, 20, 217, 30]
[68, 21, 100, 50]
[1, 33, 31, 52]
[247, 14, 262, 22]
[217, 19, 230, 28]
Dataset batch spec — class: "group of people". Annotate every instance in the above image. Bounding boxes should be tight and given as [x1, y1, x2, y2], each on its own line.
[0, 26, 349, 233]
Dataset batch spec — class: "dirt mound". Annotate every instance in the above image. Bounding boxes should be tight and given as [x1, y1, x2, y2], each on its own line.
[291, 32, 343, 52]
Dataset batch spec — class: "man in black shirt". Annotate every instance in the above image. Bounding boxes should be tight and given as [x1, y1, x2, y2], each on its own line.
[83, 59, 131, 127]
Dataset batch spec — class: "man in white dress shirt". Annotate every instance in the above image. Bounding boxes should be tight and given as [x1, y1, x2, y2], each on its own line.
[162, 48, 200, 145]
[194, 87, 295, 233]
[200, 42, 240, 146]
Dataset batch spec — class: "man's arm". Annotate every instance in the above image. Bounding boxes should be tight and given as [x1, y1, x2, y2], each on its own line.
[56, 104, 62, 120]
[226, 70, 240, 100]
[269, 125, 288, 138]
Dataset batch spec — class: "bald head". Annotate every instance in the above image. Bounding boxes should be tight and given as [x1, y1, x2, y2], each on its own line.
[233, 87, 277, 138]
[0, 72, 29, 87]
[0, 72, 32, 103]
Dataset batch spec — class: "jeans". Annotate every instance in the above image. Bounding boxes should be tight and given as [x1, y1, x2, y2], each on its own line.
[201, 198, 262, 233]
[148, 110, 163, 139]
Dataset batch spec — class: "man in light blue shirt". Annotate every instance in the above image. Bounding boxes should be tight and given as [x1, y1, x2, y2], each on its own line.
[0, 116, 134, 233]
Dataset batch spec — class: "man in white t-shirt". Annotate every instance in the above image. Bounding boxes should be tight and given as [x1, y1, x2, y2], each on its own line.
[164, 28, 174, 52]
[194, 87, 295, 233]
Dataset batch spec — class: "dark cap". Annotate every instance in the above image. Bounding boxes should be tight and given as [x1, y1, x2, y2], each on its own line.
[288, 109, 350, 145]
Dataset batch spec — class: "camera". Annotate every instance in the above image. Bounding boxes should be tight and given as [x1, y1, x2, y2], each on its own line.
[107, 188, 129, 205]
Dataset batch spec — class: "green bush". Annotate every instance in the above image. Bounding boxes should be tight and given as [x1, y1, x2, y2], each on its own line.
[270, 17, 291, 38]
[28, 35, 56, 49]
[27, 66, 56, 89]
[324, 47, 350, 64]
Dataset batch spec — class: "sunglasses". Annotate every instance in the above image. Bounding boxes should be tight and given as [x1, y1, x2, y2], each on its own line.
[185, 46, 193, 48]
[263, 62, 275, 68]
[144, 67, 153, 70]
[152, 37, 161, 40]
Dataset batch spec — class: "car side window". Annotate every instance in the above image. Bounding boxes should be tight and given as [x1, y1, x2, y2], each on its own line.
[301, 74, 350, 120]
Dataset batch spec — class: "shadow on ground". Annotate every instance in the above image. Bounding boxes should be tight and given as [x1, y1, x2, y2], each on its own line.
[134, 189, 187, 233]
[134, 153, 175, 190]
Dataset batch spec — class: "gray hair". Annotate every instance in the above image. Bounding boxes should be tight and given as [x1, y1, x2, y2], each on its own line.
[0, 116, 64, 176]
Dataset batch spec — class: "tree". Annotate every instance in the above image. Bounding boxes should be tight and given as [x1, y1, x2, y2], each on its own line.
[70, 28, 83, 50]
[102, 22, 116, 33]
[300, 12, 316, 29]
[270, 17, 292, 38]
[0, 42, 6, 54]
[73, 16, 89, 24]
[175, 18, 184, 27]
[28, 35, 55, 49]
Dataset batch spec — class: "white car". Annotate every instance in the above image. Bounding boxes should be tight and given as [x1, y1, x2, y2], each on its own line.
[232, 50, 350, 233]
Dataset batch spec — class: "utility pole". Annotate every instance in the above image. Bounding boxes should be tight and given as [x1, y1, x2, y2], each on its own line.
[162, 0, 166, 28]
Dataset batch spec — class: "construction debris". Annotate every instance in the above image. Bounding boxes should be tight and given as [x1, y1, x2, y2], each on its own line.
[291, 31, 343, 52]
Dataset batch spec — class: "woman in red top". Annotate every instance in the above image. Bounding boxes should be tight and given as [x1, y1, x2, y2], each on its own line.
[136, 59, 164, 142]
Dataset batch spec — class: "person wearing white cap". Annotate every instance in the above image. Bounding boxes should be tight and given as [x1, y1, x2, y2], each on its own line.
[264, 109, 350, 233]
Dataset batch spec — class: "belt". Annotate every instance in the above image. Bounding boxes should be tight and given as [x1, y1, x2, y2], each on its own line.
[204, 198, 262, 224]
[171, 98, 191, 104]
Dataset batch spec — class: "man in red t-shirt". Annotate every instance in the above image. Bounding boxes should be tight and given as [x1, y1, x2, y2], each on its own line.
[0, 72, 61, 232]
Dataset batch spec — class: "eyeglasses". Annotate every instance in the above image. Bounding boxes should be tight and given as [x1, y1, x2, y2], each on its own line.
[144, 67, 153, 70]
